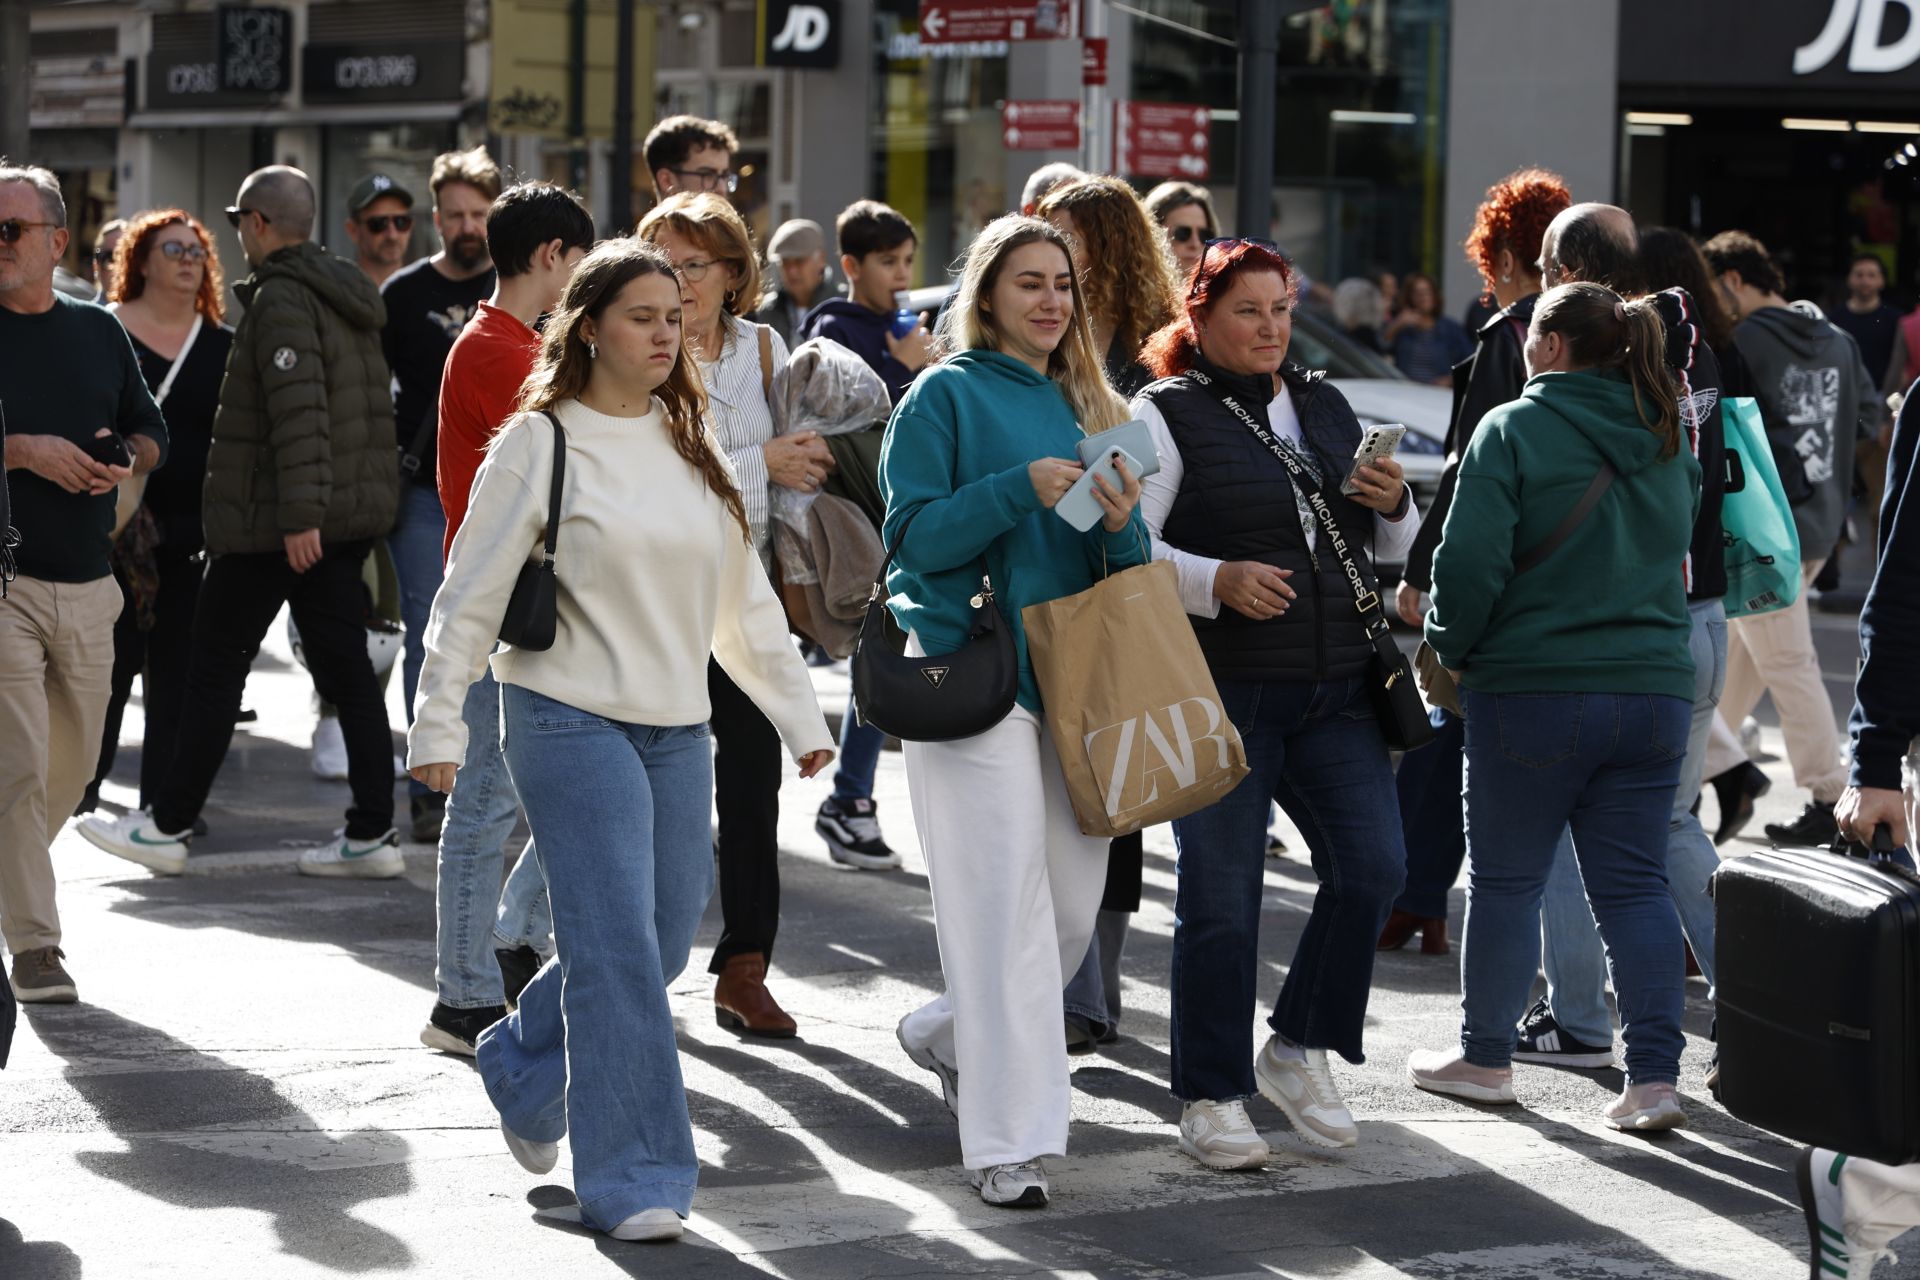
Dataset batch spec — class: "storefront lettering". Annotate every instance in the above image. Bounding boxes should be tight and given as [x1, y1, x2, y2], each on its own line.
[220, 7, 289, 92]
[1795, 0, 1920, 75]
[773, 5, 832, 53]
[333, 54, 419, 89]
[166, 62, 220, 95]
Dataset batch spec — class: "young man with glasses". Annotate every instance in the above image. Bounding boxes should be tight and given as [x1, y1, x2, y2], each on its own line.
[0, 165, 168, 1004]
[343, 173, 416, 288]
[643, 114, 741, 201]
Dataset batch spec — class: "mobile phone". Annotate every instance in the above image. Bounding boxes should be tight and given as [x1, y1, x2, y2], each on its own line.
[1340, 424, 1406, 496]
[1054, 446, 1143, 532]
[84, 430, 132, 469]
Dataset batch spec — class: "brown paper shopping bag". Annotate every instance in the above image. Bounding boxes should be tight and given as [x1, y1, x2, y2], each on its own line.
[1024, 560, 1250, 838]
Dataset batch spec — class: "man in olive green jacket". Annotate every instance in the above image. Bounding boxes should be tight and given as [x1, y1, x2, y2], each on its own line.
[79, 166, 405, 880]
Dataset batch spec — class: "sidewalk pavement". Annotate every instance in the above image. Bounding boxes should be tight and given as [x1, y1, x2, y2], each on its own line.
[3, 607, 1900, 1279]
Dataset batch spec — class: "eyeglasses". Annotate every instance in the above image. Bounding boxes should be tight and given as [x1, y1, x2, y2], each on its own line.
[669, 167, 740, 195]
[224, 206, 270, 229]
[676, 257, 717, 283]
[158, 241, 210, 263]
[0, 219, 58, 245]
[92, 246, 117, 262]
[361, 213, 413, 234]
[1188, 236, 1284, 299]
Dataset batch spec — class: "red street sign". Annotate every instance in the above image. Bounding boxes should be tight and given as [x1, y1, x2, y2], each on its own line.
[919, 0, 1078, 44]
[1082, 36, 1107, 86]
[1002, 99, 1081, 150]
[1114, 100, 1211, 180]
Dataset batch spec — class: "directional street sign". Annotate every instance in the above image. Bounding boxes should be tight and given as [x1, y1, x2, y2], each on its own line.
[919, 0, 1077, 44]
[1001, 99, 1080, 150]
[1113, 100, 1211, 179]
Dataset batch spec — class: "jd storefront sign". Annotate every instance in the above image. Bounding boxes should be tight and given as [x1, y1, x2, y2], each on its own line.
[303, 41, 464, 102]
[1622, 0, 1920, 91]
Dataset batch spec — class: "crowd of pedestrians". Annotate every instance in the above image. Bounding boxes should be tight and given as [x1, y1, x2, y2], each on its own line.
[3, 117, 1917, 1272]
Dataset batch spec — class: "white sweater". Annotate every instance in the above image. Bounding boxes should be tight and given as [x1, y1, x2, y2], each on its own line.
[407, 397, 833, 769]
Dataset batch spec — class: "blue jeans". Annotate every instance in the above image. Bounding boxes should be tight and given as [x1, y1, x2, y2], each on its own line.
[388, 483, 446, 799]
[1393, 706, 1467, 919]
[475, 686, 715, 1229]
[434, 667, 554, 1008]
[1459, 689, 1690, 1084]
[831, 695, 885, 803]
[1539, 600, 1728, 1045]
[1064, 908, 1129, 1032]
[1169, 676, 1407, 1100]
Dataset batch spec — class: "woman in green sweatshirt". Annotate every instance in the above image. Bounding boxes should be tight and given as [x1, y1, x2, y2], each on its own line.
[1407, 281, 1702, 1133]
[880, 214, 1148, 1210]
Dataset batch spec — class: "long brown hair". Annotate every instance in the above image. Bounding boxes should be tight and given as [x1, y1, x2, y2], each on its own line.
[514, 239, 749, 540]
[109, 208, 226, 322]
[1035, 176, 1177, 370]
[1533, 281, 1682, 460]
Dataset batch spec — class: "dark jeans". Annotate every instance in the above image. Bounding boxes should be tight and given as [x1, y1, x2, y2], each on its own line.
[151, 542, 394, 840]
[706, 659, 783, 973]
[1459, 689, 1689, 1084]
[1170, 676, 1407, 1100]
[1393, 705, 1466, 919]
[93, 550, 202, 807]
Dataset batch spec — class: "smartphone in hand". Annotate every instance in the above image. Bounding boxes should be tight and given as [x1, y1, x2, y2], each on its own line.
[1340, 425, 1405, 496]
[84, 431, 132, 469]
[1054, 447, 1143, 532]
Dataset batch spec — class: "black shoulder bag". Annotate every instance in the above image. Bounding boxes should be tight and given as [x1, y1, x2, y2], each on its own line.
[850, 507, 1018, 741]
[497, 412, 564, 651]
[1188, 368, 1435, 751]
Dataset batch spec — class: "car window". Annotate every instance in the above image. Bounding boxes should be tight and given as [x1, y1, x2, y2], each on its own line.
[1290, 310, 1406, 382]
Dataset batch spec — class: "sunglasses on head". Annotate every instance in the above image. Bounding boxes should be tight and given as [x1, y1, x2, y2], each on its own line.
[362, 213, 413, 234]
[158, 241, 210, 263]
[0, 219, 58, 245]
[1188, 236, 1285, 298]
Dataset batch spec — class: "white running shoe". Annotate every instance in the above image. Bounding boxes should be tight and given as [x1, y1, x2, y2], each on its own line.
[500, 1119, 558, 1174]
[895, 1017, 959, 1119]
[1604, 1081, 1687, 1132]
[1178, 1099, 1270, 1169]
[610, 1207, 684, 1242]
[76, 809, 189, 875]
[311, 715, 350, 780]
[1255, 1037, 1358, 1148]
[1406, 1047, 1518, 1104]
[970, 1160, 1048, 1208]
[296, 829, 404, 879]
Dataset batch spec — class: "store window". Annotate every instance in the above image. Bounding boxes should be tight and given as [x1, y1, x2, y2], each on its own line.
[320, 123, 459, 265]
[652, 78, 775, 240]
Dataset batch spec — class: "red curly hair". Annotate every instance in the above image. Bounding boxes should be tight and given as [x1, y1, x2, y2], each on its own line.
[1462, 167, 1570, 300]
[110, 208, 226, 323]
[1140, 239, 1294, 379]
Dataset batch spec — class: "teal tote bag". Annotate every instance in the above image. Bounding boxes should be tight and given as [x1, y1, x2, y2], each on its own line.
[1719, 396, 1801, 617]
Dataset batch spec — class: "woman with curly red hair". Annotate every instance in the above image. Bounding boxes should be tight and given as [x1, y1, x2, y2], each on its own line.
[78, 210, 234, 819]
[1378, 168, 1570, 958]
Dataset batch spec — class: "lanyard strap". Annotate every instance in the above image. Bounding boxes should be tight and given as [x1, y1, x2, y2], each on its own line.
[109, 307, 203, 407]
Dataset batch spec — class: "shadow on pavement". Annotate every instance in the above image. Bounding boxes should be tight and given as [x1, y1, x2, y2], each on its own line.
[0, 1219, 82, 1279]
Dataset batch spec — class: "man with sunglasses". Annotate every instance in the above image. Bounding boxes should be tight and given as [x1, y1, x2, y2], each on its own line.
[643, 114, 741, 202]
[0, 164, 168, 1004]
[344, 174, 416, 288]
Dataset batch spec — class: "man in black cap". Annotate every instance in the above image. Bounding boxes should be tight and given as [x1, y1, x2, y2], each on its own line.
[344, 173, 416, 288]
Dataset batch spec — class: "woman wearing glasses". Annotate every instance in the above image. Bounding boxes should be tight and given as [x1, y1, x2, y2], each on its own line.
[1143, 181, 1219, 282]
[79, 209, 234, 820]
[1134, 239, 1417, 1169]
[637, 193, 835, 1038]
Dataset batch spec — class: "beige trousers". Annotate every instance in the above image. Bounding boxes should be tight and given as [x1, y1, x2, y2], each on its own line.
[0, 573, 123, 954]
[1704, 560, 1848, 803]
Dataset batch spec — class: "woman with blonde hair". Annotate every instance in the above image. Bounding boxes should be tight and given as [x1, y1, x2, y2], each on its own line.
[1036, 175, 1179, 396]
[408, 239, 834, 1241]
[637, 192, 837, 1036]
[885, 214, 1147, 1209]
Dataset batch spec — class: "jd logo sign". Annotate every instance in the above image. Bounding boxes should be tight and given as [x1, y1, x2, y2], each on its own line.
[765, 0, 840, 69]
[1797, 0, 1920, 74]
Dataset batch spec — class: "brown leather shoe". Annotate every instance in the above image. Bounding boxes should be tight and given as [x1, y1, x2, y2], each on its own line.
[713, 953, 796, 1038]
[1377, 910, 1450, 955]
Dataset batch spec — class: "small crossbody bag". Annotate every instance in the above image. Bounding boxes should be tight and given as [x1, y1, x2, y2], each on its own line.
[497, 412, 565, 651]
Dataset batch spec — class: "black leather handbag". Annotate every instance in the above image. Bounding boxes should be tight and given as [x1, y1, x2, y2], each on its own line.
[498, 412, 564, 652]
[850, 509, 1018, 742]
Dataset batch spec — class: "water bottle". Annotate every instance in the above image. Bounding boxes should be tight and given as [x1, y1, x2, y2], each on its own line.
[890, 290, 919, 340]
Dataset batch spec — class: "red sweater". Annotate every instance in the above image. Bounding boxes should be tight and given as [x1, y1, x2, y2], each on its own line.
[436, 300, 539, 561]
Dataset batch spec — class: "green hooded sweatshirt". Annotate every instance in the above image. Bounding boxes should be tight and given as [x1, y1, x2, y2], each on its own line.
[1425, 368, 1701, 700]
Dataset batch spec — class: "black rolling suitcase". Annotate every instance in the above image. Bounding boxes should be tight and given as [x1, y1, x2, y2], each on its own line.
[1713, 828, 1920, 1164]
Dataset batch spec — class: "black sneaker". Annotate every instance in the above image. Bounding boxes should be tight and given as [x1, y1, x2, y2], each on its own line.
[1766, 801, 1839, 847]
[1266, 832, 1288, 858]
[419, 1001, 507, 1057]
[410, 793, 447, 845]
[496, 945, 543, 1008]
[816, 795, 902, 870]
[1512, 997, 1615, 1069]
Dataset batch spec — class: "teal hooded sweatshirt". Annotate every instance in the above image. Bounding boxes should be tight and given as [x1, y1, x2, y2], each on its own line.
[1425, 369, 1701, 700]
[879, 349, 1149, 714]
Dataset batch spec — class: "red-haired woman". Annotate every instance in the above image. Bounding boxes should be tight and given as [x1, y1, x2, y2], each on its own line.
[1133, 239, 1419, 1169]
[79, 210, 233, 818]
[1380, 168, 1571, 957]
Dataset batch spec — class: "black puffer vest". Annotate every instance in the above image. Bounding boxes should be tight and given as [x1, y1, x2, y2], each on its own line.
[1147, 358, 1379, 682]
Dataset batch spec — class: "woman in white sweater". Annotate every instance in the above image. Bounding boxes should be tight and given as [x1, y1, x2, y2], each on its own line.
[408, 239, 834, 1243]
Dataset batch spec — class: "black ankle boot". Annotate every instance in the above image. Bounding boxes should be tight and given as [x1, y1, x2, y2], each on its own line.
[1710, 761, 1770, 845]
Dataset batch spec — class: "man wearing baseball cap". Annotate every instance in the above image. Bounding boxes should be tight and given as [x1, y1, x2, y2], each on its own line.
[344, 173, 416, 288]
[752, 218, 834, 349]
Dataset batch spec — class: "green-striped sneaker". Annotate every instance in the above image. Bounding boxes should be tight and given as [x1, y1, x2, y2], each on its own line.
[297, 829, 404, 879]
[77, 809, 189, 875]
[1798, 1147, 1901, 1278]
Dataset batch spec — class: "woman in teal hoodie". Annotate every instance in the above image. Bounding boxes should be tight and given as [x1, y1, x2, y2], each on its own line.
[881, 214, 1147, 1210]
[1407, 281, 1701, 1133]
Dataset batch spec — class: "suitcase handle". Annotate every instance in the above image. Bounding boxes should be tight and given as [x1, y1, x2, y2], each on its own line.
[1829, 824, 1901, 862]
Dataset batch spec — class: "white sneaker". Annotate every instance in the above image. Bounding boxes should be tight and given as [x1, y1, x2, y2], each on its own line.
[1604, 1081, 1687, 1132]
[76, 809, 189, 875]
[311, 715, 349, 780]
[500, 1119, 558, 1174]
[1800, 1147, 1903, 1279]
[1406, 1046, 1519, 1105]
[896, 1016, 959, 1119]
[970, 1160, 1048, 1208]
[1255, 1037, 1358, 1149]
[296, 829, 404, 878]
[610, 1207, 683, 1242]
[1178, 1099, 1269, 1169]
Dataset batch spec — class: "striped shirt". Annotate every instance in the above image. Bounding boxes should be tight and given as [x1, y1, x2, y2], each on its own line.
[696, 313, 787, 559]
